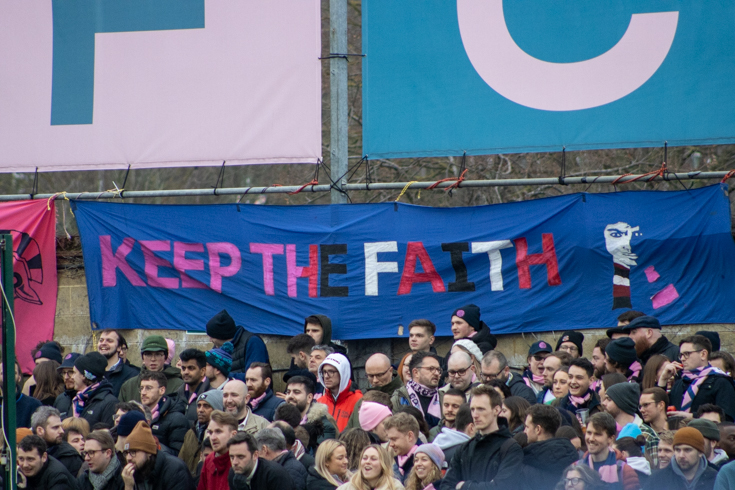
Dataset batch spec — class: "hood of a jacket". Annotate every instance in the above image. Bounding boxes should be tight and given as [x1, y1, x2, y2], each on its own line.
[433, 427, 471, 449]
[472, 322, 498, 351]
[306, 402, 330, 423]
[87, 379, 114, 401]
[626, 456, 651, 475]
[672, 453, 708, 484]
[318, 353, 351, 396]
[522, 438, 579, 471]
[48, 441, 80, 460]
[305, 314, 333, 345]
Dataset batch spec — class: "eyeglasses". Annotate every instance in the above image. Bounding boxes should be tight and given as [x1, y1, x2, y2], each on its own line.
[532, 355, 547, 362]
[82, 449, 102, 459]
[447, 366, 471, 377]
[481, 372, 500, 382]
[418, 366, 442, 374]
[122, 450, 138, 458]
[564, 477, 582, 487]
[366, 368, 391, 380]
[680, 350, 703, 360]
[322, 369, 340, 378]
[61, 371, 74, 378]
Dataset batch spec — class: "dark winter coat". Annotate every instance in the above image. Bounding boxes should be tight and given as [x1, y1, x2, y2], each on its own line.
[251, 388, 285, 422]
[440, 421, 523, 490]
[136, 450, 195, 490]
[118, 365, 184, 403]
[25, 455, 78, 490]
[670, 372, 735, 421]
[228, 458, 293, 490]
[556, 390, 602, 416]
[276, 450, 308, 490]
[521, 438, 580, 490]
[306, 465, 338, 490]
[229, 326, 270, 375]
[174, 378, 210, 426]
[299, 452, 315, 471]
[77, 459, 125, 490]
[16, 392, 42, 428]
[458, 322, 497, 355]
[53, 389, 76, 419]
[643, 460, 718, 490]
[104, 359, 140, 397]
[77, 380, 119, 428]
[150, 395, 190, 456]
[48, 441, 84, 478]
[506, 372, 538, 405]
[639, 335, 679, 365]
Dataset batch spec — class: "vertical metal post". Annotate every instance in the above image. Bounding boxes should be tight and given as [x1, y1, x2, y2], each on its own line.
[329, 0, 348, 204]
[1, 234, 16, 490]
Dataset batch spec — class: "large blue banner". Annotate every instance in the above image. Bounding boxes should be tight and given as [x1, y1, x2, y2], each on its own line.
[362, 1, 735, 158]
[74, 185, 735, 339]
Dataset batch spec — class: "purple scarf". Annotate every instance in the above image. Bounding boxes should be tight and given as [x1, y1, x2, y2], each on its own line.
[72, 382, 100, 418]
[405, 380, 441, 420]
[682, 364, 725, 412]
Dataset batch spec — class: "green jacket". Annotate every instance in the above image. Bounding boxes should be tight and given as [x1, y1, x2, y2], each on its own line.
[118, 365, 184, 403]
[344, 375, 404, 431]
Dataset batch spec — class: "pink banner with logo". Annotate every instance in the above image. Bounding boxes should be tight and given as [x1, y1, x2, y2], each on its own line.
[0, 201, 57, 373]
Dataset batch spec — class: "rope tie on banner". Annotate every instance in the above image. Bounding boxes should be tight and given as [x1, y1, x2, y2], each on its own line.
[721, 170, 735, 183]
[395, 181, 419, 202]
[611, 161, 668, 185]
[428, 168, 468, 191]
[288, 163, 321, 195]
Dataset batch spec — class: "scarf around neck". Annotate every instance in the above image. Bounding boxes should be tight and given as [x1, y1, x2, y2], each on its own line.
[249, 390, 268, 411]
[405, 380, 441, 420]
[89, 450, 120, 490]
[586, 449, 619, 484]
[681, 364, 725, 412]
[72, 382, 101, 418]
[569, 391, 592, 409]
[627, 361, 642, 382]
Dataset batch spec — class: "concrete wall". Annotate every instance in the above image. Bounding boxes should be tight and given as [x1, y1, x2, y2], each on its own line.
[53, 268, 734, 392]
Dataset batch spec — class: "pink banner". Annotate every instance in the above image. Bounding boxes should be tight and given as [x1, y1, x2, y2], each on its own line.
[0, 201, 57, 374]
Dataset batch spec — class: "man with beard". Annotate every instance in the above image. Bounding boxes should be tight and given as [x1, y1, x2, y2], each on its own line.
[481, 350, 537, 404]
[139, 371, 189, 456]
[222, 379, 269, 434]
[392, 351, 442, 428]
[605, 337, 643, 383]
[450, 304, 497, 354]
[429, 388, 466, 441]
[623, 315, 679, 365]
[246, 362, 284, 421]
[121, 421, 195, 490]
[523, 341, 553, 397]
[639, 388, 669, 468]
[642, 427, 718, 490]
[119, 336, 184, 403]
[537, 351, 571, 404]
[99, 329, 140, 397]
[78, 430, 124, 490]
[227, 432, 293, 490]
[204, 342, 233, 391]
[31, 406, 83, 477]
[72, 352, 119, 427]
[284, 376, 337, 448]
[17, 435, 78, 490]
[442, 352, 479, 400]
[284, 334, 316, 382]
[345, 353, 403, 431]
[521, 404, 579, 490]
[174, 349, 209, 425]
[53, 352, 81, 419]
[590, 338, 610, 392]
[556, 331, 584, 359]
[198, 411, 238, 490]
[555, 358, 602, 416]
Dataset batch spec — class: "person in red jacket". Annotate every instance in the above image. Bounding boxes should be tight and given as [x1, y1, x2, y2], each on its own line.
[316, 353, 362, 432]
[198, 410, 238, 490]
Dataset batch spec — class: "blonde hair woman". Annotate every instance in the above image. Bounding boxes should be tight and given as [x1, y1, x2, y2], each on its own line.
[404, 444, 444, 490]
[308, 439, 351, 490]
[337, 445, 404, 490]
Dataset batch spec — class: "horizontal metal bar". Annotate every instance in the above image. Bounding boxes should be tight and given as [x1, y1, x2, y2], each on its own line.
[0, 171, 727, 202]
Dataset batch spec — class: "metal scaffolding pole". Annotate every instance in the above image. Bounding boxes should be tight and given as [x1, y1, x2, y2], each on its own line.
[329, 0, 348, 204]
[0, 172, 729, 202]
[1, 234, 17, 490]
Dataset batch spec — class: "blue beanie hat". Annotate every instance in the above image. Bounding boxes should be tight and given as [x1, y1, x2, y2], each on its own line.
[35, 342, 63, 364]
[206, 341, 234, 377]
[117, 411, 147, 437]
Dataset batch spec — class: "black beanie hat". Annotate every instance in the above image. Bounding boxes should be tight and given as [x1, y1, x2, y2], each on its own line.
[117, 411, 147, 437]
[35, 342, 63, 364]
[206, 309, 238, 340]
[605, 337, 638, 368]
[606, 382, 640, 416]
[452, 304, 481, 331]
[695, 331, 721, 352]
[74, 352, 107, 382]
[556, 331, 584, 357]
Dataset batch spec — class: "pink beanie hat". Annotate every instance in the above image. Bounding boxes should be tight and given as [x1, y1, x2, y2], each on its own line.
[359, 402, 392, 432]
[165, 339, 176, 364]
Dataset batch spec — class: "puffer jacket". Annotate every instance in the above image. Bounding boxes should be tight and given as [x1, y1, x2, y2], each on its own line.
[118, 365, 184, 403]
[104, 358, 140, 397]
[521, 438, 579, 490]
[76, 380, 119, 428]
[24, 455, 78, 490]
[229, 325, 269, 375]
[150, 395, 190, 456]
[250, 388, 285, 422]
[53, 388, 76, 419]
[317, 380, 362, 433]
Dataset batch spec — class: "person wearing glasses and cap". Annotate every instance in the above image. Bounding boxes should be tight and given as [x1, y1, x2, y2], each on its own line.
[316, 353, 363, 433]
[523, 341, 553, 397]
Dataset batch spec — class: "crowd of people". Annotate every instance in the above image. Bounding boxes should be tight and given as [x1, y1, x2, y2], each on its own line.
[5, 306, 735, 490]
